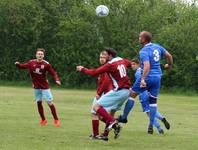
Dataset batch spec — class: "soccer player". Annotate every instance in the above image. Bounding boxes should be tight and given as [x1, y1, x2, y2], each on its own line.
[127, 58, 169, 134]
[129, 31, 173, 134]
[77, 48, 131, 139]
[15, 48, 61, 127]
[90, 51, 114, 141]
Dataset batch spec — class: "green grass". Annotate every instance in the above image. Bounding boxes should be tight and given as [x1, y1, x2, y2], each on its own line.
[0, 86, 198, 150]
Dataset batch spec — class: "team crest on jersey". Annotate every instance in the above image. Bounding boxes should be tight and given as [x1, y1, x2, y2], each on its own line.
[33, 68, 42, 75]
[41, 65, 45, 69]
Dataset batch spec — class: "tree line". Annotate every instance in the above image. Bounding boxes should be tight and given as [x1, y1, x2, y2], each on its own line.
[0, 0, 197, 91]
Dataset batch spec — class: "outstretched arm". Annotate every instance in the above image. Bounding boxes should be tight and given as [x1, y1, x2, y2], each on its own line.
[76, 64, 110, 76]
[15, 61, 29, 69]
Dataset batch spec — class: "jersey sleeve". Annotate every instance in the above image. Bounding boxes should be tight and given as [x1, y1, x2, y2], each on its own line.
[135, 69, 141, 80]
[47, 64, 60, 82]
[140, 50, 149, 63]
[124, 59, 131, 68]
[16, 61, 30, 69]
[159, 45, 167, 58]
[96, 75, 104, 96]
[81, 64, 110, 76]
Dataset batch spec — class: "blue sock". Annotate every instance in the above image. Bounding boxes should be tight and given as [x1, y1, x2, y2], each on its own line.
[155, 111, 163, 120]
[122, 97, 135, 119]
[149, 105, 157, 126]
[153, 118, 161, 129]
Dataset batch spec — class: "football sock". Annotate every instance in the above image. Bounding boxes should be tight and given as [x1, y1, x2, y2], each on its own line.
[122, 97, 135, 119]
[92, 120, 99, 136]
[49, 104, 58, 120]
[153, 118, 161, 129]
[96, 107, 115, 123]
[103, 122, 110, 136]
[149, 105, 157, 126]
[155, 111, 163, 120]
[37, 101, 45, 120]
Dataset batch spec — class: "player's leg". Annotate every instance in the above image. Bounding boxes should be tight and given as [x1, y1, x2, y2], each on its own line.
[43, 89, 60, 127]
[117, 78, 145, 123]
[146, 112, 164, 134]
[147, 76, 161, 134]
[90, 98, 100, 139]
[117, 96, 135, 123]
[94, 89, 129, 137]
[34, 89, 47, 126]
[155, 111, 170, 130]
[100, 110, 116, 141]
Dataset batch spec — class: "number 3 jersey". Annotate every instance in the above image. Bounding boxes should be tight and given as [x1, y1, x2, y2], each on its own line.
[139, 43, 166, 77]
[16, 59, 60, 89]
[81, 57, 131, 90]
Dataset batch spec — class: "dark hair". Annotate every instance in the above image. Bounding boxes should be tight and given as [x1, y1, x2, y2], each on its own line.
[36, 48, 45, 54]
[103, 47, 117, 58]
[142, 31, 152, 42]
[131, 58, 140, 64]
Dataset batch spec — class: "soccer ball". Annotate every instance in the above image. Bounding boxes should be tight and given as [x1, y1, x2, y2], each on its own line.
[96, 5, 109, 17]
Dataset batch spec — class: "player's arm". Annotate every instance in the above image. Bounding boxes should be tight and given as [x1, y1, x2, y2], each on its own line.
[96, 75, 106, 99]
[124, 59, 132, 68]
[140, 51, 150, 88]
[141, 61, 150, 85]
[15, 61, 29, 69]
[76, 64, 110, 76]
[48, 64, 61, 85]
[164, 51, 173, 69]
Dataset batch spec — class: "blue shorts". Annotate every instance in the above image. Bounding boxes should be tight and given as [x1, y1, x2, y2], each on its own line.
[132, 76, 161, 98]
[94, 89, 130, 113]
[34, 89, 53, 102]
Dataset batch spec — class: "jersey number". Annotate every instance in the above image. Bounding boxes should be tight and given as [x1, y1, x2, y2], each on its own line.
[117, 64, 126, 78]
[153, 49, 160, 62]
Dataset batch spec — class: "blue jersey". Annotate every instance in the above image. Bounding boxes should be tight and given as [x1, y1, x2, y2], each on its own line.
[139, 43, 166, 77]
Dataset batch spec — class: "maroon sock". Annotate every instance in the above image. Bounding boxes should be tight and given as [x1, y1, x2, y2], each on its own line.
[92, 120, 99, 136]
[37, 102, 45, 120]
[103, 122, 110, 137]
[96, 107, 115, 123]
[49, 104, 58, 120]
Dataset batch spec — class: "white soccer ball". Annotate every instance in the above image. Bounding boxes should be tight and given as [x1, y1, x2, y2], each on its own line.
[96, 5, 109, 17]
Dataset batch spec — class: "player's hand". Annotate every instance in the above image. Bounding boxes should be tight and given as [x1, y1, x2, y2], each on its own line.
[96, 94, 100, 100]
[164, 64, 171, 69]
[76, 66, 84, 71]
[140, 79, 146, 88]
[15, 61, 20, 65]
[56, 80, 61, 86]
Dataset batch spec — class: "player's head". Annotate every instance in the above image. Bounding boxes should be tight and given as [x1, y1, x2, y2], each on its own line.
[131, 58, 140, 71]
[36, 48, 45, 61]
[103, 47, 117, 61]
[139, 31, 152, 45]
[99, 51, 108, 65]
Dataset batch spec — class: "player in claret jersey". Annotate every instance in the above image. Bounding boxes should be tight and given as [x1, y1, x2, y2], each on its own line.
[77, 48, 131, 139]
[90, 51, 114, 141]
[15, 48, 61, 127]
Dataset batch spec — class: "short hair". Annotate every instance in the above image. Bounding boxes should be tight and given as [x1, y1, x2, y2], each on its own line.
[141, 31, 152, 42]
[36, 48, 45, 54]
[131, 58, 140, 64]
[100, 50, 108, 55]
[103, 47, 117, 58]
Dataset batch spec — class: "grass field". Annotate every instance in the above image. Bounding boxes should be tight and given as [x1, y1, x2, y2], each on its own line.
[0, 86, 197, 150]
